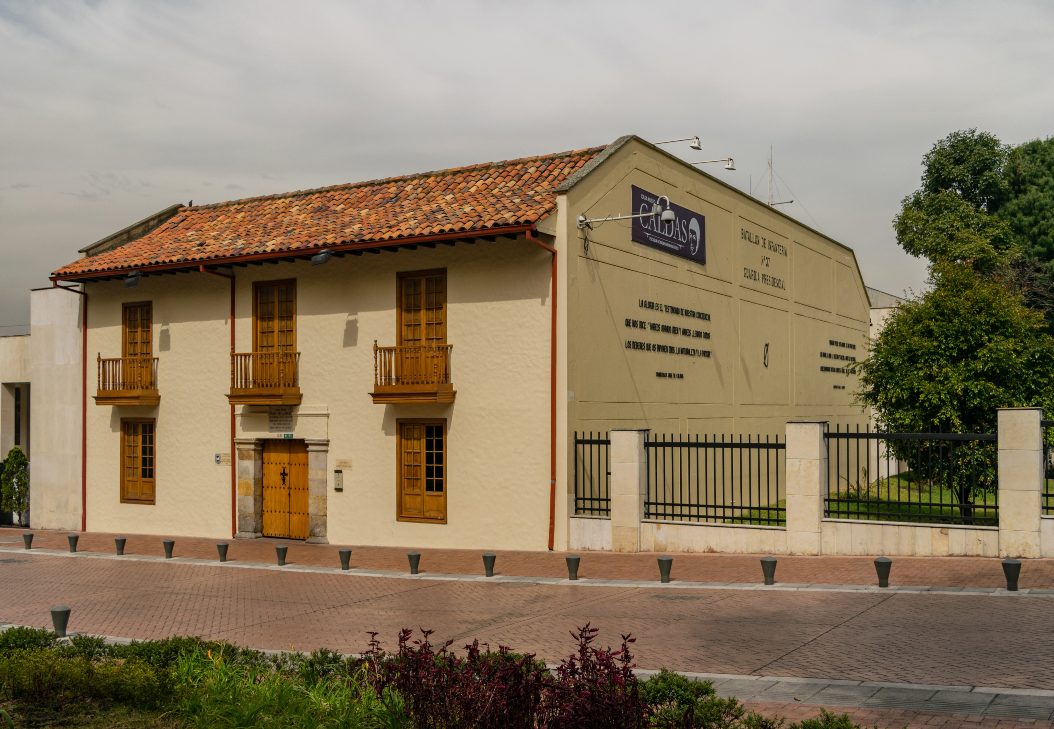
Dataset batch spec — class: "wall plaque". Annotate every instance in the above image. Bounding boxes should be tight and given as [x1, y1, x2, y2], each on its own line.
[268, 406, 294, 433]
[631, 185, 706, 265]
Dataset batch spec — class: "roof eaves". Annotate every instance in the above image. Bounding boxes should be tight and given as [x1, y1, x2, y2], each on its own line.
[78, 203, 185, 255]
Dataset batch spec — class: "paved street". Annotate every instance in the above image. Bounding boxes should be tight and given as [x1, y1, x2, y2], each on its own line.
[3, 531, 1054, 727]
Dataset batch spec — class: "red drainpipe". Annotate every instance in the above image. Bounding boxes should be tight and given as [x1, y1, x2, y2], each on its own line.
[200, 265, 237, 537]
[524, 230, 558, 550]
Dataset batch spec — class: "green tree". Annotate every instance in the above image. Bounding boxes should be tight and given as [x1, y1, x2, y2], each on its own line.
[1002, 136, 1054, 273]
[893, 129, 1017, 272]
[1000, 136, 1054, 328]
[854, 264, 1054, 517]
[857, 264, 1054, 433]
[1, 447, 29, 527]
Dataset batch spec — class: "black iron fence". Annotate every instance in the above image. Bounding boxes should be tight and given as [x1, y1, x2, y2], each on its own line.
[825, 425, 999, 526]
[644, 434, 786, 526]
[573, 432, 610, 516]
[1043, 420, 1053, 516]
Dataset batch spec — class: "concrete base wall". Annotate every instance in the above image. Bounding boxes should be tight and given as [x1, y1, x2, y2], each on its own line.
[820, 520, 998, 557]
[641, 521, 788, 554]
[573, 518, 998, 556]
[569, 517, 611, 551]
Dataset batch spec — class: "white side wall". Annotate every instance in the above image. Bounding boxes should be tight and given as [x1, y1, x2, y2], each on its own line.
[28, 287, 83, 530]
[0, 334, 29, 459]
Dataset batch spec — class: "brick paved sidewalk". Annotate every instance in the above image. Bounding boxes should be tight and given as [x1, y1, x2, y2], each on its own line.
[5, 526, 1053, 588]
[3, 548, 1054, 728]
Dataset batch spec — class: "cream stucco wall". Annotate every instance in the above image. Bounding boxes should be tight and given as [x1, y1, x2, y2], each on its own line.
[85, 274, 232, 538]
[83, 238, 553, 548]
[28, 287, 83, 530]
[561, 139, 870, 439]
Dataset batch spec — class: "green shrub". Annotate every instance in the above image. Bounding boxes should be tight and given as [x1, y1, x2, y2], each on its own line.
[174, 649, 408, 728]
[0, 447, 28, 524]
[642, 669, 748, 728]
[0, 649, 170, 709]
[0, 626, 56, 653]
[792, 710, 861, 729]
[63, 633, 113, 661]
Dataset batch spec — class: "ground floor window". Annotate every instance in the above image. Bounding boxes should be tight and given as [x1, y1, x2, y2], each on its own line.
[397, 419, 446, 522]
[120, 419, 155, 504]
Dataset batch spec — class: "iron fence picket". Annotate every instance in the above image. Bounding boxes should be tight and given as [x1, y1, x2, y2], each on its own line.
[573, 431, 610, 516]
[1043, 420, 1053, 516]
[644, 434, 786, 526]
[825, 426, 999, 526]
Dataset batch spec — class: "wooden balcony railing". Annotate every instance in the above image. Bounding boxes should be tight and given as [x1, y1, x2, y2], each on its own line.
[371, 342, 456, 404]
[228, 351, 302, 405]
[95, 355, 160, 406]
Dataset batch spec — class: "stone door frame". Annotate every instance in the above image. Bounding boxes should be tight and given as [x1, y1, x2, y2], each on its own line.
[235, 436, 328, 543]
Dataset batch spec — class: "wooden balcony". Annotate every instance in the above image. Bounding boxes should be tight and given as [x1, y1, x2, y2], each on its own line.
[371, 342, 456, 404]
[95, 355, 160, 406]
[228, 351, 302, 405]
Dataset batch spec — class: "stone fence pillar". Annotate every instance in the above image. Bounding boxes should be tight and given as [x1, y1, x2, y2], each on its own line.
[610, 429, 648, 553]
[997, 408, 1044, 558]
[785, 422, 826, 555]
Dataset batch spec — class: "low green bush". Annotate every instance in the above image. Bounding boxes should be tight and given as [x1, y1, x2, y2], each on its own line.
[0, 649, 168, 709]
[0, 628, 867, 729]
[174, 649, 406, 728]
[0, 626, 55, 652]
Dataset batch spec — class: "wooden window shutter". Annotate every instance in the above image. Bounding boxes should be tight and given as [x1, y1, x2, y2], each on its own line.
[122, 302, 152, 358]
[397, 270, 445, 348]
[254, 280, 296, 353]
[121, 419, 156, 504]
[398, 420, 446, 522]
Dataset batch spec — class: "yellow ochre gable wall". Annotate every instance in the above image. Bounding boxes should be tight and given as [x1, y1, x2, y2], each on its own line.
[559, 138, 870, 440]
[84, 239, 553, 548]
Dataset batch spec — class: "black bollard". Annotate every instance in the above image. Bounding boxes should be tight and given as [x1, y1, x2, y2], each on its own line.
[566, 555, 581, 581]
[1002, 558, 1022, 592]
[67, 534, 79, 553]
[657, 555, 673, 584]
[760, 556, 778, 585]
[216, 543, 229, 562]
[50, 605, 71, 638]
[482, 552, 496, 577]
[22, 533, 32, 550]
[407, 551, 421, 575]
[276, 545, 288, 566]
[338, 549, 352, 571]
[162, 540, 174, 559]
[874, 556, 892, 588]
[115, 537, 126, 556]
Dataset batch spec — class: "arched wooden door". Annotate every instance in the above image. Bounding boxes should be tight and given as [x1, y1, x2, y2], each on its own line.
[262, 439, 309, 539]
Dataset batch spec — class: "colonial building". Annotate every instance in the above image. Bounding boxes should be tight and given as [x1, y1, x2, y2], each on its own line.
[42, 135, 871, 550]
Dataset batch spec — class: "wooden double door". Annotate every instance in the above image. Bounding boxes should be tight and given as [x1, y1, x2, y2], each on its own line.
[262, 439, 309, 539]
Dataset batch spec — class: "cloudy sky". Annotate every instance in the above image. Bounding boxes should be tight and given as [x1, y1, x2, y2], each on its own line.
[2, 0, 1052, 333]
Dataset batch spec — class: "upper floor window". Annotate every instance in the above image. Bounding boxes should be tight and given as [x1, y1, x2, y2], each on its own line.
[123, 302, 152, 358]
[398, 269, 446, 349]
[254, 280, 297, 353]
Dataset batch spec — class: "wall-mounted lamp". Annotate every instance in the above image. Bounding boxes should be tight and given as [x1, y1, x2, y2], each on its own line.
[693, 157, 736, 171]
[123, 270, 142, 288]
[655, 136, 703, 151]
[311, 249, 333, 265]
[577, 195, 675, 230]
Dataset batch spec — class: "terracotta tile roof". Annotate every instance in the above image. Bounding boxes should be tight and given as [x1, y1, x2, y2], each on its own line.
[53, 145, 605, 279]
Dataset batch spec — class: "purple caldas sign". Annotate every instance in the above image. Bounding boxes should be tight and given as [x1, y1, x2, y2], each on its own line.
[630, 185, 706, 265]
